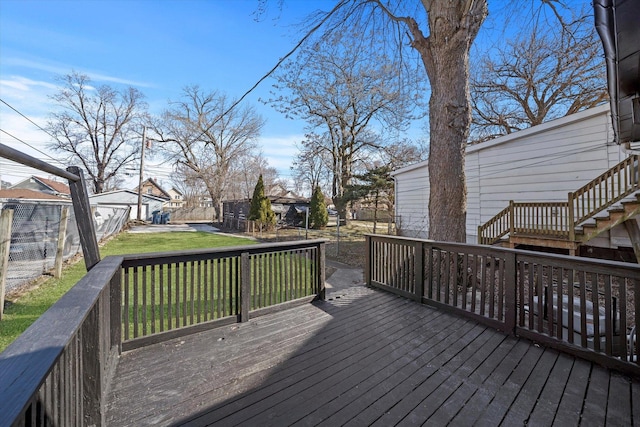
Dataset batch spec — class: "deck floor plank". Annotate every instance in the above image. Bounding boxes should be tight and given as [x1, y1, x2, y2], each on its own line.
[525, 352, 574, 426]
[581, 365, 611, 426]
[552, 358, 592, 427]
[104, 285, 640, 426]
[185, 293, 436, 425]
[606, 372, 632, 425]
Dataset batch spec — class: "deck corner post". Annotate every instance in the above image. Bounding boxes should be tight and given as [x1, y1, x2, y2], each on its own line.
[240, 252, 250, 322]
[67, 166, 100, 270]
[414, 241, 424, 302]
[318, 241, 326, 300]
[365, 235, 372, 286]
[504, 250, 517, 335]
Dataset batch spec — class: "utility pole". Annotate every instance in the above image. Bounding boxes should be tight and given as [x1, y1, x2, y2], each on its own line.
[136, 126, 147, 221]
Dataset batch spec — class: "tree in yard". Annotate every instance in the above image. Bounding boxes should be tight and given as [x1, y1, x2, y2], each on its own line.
[350, 165, 394, 234]
[249, 174, 276, 231]
[259, 0, 486, 242]
[290, 140, 332, 199]
[227, 153, 281, 200]
[170, 164, 206, 208]
[151, 86, 264, 221]
[266, 27, 421, 225]
[308, 186, 328, 229]
[47, 71, 148, 193]
[470, 12, 607, 142]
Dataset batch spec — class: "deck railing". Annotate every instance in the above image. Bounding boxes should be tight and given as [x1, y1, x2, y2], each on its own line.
[478, 154, 640, 245]
[366, 235, 640, 377]
[0, 240, 326, 426]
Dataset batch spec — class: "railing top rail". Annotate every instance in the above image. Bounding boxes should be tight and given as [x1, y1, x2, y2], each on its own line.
[512, 201, 569, 206]
[367, 234, 640, 274]
[0, 142, 80, 182]
[121, 239, 328, 267]
[572, 154, 638, 198]
[0, 256, 123, 423]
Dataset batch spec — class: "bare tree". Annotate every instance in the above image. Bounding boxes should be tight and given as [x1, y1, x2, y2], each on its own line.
[471, 12, 607, 142]
[47, 71, 147, 193]
[171, 165, 205, 208]
[262, 0, 486, 241]
[152, 86, 264, 221]
[266, 28, 421, 222]
[291, 139, 332, 197]
[227, 153, 281, 200]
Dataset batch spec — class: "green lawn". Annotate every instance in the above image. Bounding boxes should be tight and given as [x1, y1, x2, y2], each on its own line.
[0, 231, 255, 352]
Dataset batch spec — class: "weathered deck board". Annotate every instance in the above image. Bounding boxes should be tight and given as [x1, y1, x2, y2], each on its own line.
[105, 285, 639, 426]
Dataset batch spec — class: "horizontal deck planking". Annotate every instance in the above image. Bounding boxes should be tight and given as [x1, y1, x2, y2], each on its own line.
[106, 285, 639, 426]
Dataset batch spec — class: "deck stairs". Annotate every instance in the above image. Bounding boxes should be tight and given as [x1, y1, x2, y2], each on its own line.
[478, 154, 640, 257]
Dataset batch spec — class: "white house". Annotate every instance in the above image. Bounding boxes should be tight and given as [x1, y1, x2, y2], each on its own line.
[393, 105, 635, 252]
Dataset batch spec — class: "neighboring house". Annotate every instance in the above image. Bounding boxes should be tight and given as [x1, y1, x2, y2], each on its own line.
[9, 176, 71, 198]
[89, 190, 165, 220]
[166, 187, 184, 208]
[393, 105, 637, 256]
[135, 178, 171, 202]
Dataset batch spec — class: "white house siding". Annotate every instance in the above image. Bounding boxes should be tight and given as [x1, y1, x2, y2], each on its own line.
[395, 105, 635, 249]
[89, 191, 165, 220]
[392, 160, 430, 238]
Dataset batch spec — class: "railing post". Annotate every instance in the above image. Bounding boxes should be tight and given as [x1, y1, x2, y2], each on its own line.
[110, 266, 122, 355]
[504, 250, 517, 335]
[318, 241, 326, 300]
[82, 295, 105, 426]
[365, 235, 371, 286]
[67, 166, 100, 270]
[414, 240, 424, 302]
[477, 225, 483, 245]
[240, 252, 250, 322]
[508, 201, 515, 243]
[568, 192, 575, 243]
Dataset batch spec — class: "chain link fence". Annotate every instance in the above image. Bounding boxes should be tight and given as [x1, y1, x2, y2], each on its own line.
[1, 201, 130, 294]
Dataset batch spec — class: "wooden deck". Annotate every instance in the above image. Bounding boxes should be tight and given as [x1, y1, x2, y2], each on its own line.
[106, 285, 640, 426]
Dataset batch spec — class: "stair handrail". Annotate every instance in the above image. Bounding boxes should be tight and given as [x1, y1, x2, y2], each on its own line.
[478, 204, 511, 245]
[569, 154, 639, 226]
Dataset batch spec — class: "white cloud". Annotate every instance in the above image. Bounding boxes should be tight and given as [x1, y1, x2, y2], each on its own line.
[4, 56, 153, 88]
[259, 134, 303, 173]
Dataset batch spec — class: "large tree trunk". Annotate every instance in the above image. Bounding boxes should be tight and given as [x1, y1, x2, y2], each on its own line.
[408, 1, 487, 242]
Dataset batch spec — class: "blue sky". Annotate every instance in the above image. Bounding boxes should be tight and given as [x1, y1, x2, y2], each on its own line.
[0, 0, 336, 186]
[0, 0, 590, 188]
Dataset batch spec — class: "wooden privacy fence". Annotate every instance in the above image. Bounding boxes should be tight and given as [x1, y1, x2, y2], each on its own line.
[366, 235, 640, 377]
[0, 240, 326, 426]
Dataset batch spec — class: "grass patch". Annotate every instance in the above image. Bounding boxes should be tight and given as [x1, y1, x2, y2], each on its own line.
[0, 232, 255, 352]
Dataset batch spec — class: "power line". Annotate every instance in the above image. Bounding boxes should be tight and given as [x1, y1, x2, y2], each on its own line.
[0, 98, 56, 140]
[0, 128, 60, 163]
